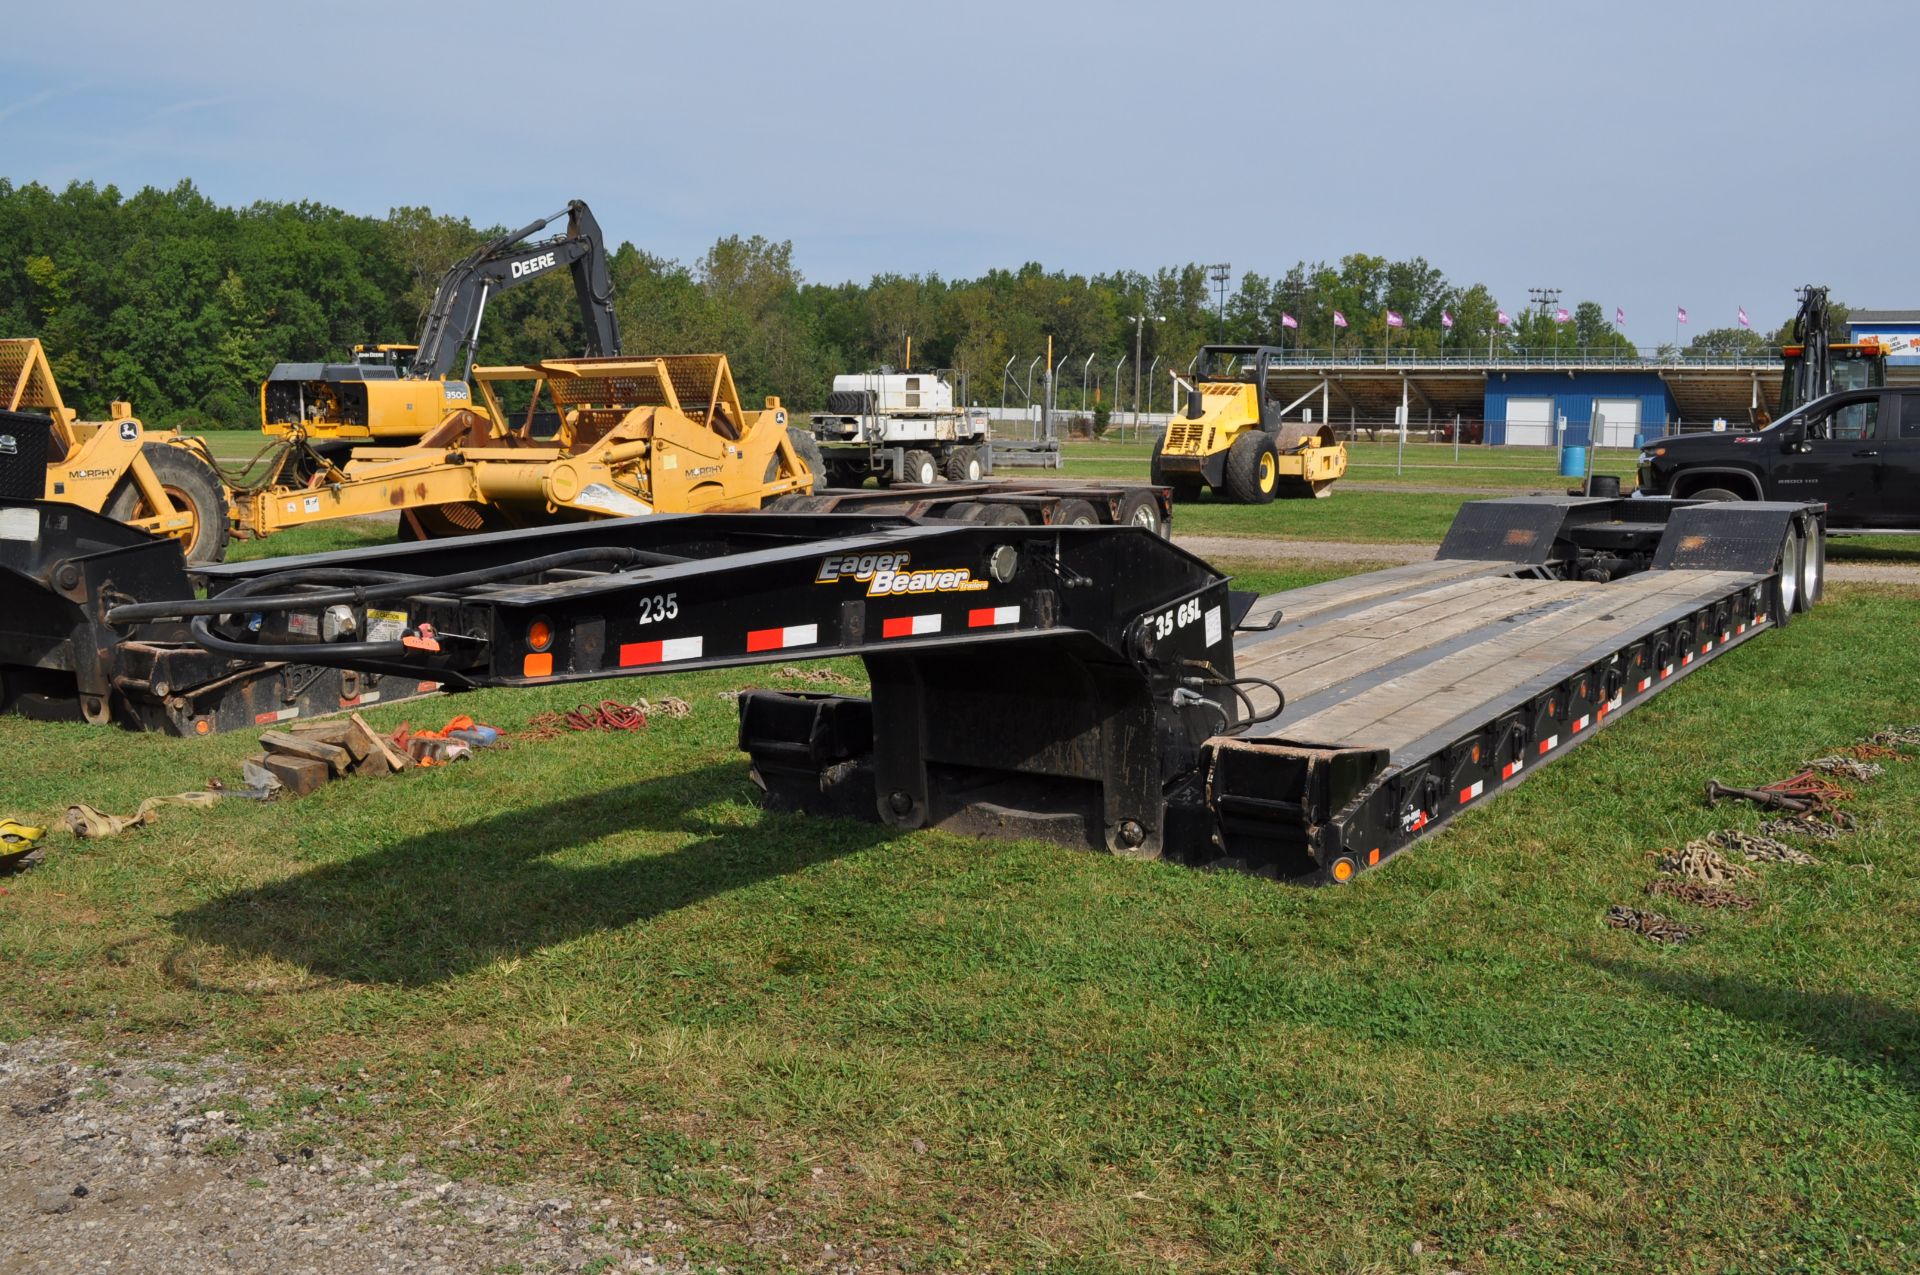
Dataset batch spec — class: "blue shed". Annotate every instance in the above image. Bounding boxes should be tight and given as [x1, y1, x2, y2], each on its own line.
[1483, 371, 1677, 448]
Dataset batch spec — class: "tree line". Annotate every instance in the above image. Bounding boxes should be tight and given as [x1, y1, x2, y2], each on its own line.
[0, 178, 1799, 427]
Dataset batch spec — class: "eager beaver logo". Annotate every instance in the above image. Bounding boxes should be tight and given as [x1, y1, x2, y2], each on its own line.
[815, 552, 988, 598]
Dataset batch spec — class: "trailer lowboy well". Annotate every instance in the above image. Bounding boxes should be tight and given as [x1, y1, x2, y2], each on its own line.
[78, 494, 1824, 883]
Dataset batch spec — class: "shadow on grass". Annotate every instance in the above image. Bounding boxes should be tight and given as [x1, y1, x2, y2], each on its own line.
[1587, 956, 1920, 1091]
[1826, 540, 1920, 563]
[171, 763, 887, 987]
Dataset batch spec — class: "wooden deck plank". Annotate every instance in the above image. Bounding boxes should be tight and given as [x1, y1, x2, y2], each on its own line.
[1237, 558, 1504, 629]
[1269, 570, 1755, 753]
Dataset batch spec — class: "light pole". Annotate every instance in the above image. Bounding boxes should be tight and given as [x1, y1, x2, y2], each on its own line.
[1082, 350, 1097, 411]
[1146, 354, 1162, 428]
[1001, 355, 1015, 412]
[1205, 263, 1232, 338]
[1025, 355, 1042, 404]
[1112, 355, 1125, 419]
[1131, 313, 1164, 430]
[1528, 286, 1562, 352]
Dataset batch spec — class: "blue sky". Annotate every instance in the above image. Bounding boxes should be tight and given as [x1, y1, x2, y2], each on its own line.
[2, 0, 1902, 342]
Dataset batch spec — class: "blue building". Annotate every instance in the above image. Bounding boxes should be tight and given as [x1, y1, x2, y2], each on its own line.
[1482, 371, 1677, 448]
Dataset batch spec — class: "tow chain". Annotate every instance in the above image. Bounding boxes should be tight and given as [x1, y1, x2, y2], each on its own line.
[1703, 828, 1818, 866]
[1645, 879, 1754, 911]
[1605, 906, 1694, 944]
[1656, 842, 1756, 885]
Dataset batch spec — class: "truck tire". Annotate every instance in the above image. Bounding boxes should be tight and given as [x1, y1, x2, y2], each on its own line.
[785, 427, 826, 494]
[901, 450, 938, 486]
[1688, 487, 1742, 502]
[105, 442, 231, 564]
[944, 446, 984, 482]
[1050, 498, 1099, 526]
[976, 503, 1031, 526]
[1150, 448, 1203, 503]
[1115, 490, 1166, 538]
[1222, 432, 1281, 504]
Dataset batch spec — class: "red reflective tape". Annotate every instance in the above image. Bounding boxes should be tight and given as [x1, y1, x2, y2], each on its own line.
[1459, 780, 1484, 804]
[1573, 713, 1591, 732]
[1638, 678, 1651, 692]
[967, 605, 1022, 628]
[1538, 734, 1558, 755]
[1502, 759, 1524, 779]
[882, 613, 942, 639]
[746, 623, 819, 653]
[618, 636, 703, 666]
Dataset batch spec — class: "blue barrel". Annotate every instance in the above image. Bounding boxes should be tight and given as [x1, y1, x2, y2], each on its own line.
[1558, 445, 1587, 478]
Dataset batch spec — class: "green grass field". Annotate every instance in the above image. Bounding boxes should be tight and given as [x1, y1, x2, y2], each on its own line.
[4, 536, 1919, 1270]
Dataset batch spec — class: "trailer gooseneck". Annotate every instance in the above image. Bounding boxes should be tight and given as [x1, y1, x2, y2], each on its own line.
[102, 495, 1825, 882]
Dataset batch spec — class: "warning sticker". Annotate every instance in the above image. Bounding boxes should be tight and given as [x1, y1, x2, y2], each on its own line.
[286, 613, 319, 636]
[367, 608, 408, 642]
[1205, 605, 1222, 648]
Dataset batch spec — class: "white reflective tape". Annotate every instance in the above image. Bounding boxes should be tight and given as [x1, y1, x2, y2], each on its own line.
[1573, 714, 1591, 732]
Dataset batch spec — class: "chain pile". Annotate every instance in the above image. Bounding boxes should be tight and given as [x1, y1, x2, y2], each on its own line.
[1656, 842, 1756, 885]
[1704, 828, 1818, 866]
[1867, 724, 1920, 749]
[1605, 906, 1695, 944]
[1645, 879, 1754, 911]
[1759, 812, 1852, 842]
[1805, 755, 1884, 782]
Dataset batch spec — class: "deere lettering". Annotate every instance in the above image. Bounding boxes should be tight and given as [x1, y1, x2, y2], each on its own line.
[510, 251, 557, 279]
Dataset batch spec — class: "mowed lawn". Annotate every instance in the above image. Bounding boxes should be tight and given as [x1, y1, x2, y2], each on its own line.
[4, 550, 1919, 1271]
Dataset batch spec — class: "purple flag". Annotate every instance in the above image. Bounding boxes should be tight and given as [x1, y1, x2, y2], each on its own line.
[1332, 310, 1349, 329]
[1554, 308, 1571, 325]
[1615, 306, 1625, 326]
[1497, 310, 1511, 327]
[1441, 310, 1454, 329]
[1280, 312, 1299, 330]
[1386, 310, 1404, 329]
[1677, 306, 1689, 324]
[1737, 307, 1750, 328]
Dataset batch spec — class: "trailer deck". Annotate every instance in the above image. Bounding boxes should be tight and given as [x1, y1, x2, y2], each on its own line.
[92, 493, 1826, 883]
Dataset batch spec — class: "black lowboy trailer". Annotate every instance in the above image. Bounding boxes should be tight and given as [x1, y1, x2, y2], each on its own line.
[98, 493, 1824, 882]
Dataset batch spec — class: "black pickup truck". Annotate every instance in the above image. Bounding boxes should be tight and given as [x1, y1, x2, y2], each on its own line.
[1637, 385, 1920, 530]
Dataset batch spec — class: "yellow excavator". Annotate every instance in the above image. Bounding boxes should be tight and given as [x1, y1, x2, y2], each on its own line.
[260, 201, 618, 450]
[1151, 344, 1346, 502]
[3, 337, 231, 563]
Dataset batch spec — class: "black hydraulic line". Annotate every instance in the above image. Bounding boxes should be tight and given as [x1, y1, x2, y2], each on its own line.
[106, 546, 677, 625]
[188, 613, 409, 664]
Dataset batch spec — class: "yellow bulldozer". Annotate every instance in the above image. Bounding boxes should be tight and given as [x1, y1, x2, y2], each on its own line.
[3, 337, 232, 563]
[9, 335, 820, 564]
[1151, 344, 1347, 502]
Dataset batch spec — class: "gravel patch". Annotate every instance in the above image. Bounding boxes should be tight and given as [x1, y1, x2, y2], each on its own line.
[1, 1038, 692, 1274]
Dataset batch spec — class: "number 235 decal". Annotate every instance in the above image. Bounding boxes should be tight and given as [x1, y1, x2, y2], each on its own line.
[636, 593, 679, 625]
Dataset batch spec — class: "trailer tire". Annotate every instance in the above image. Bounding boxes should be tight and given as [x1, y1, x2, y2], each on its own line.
[976, 503, 1031, 526]
[1772, 524, 1803, 626]
[1115, 490, 1166, 538]
[1051, 498, 1100, 526]
[944, 446, 984, 482]
[1797, 515, 1824, 610]
[783, 427, 826, 494]
[901, 450, 938, 486]
[105, 443, 231, 565]
[1223, 431, 1281, 504]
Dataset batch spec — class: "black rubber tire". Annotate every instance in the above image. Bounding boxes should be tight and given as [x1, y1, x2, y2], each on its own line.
[1222, 431, 1281, 505]
[1772, 525, 1803, 627]
[786, 427, 826, 494]
[1051, 497, 1100, 526]
[944, 446, 984, 482]
[977, 503, 1031, 526]
[1797, 515, 1824, 611]
[824, 459, 866, 489]
[825, 389, 873, 414]
[1115, 490, 1166, 538]
[900, 449, 938, 486]
[105, 442, 231, 564]
[1688, 487, 1742, 502]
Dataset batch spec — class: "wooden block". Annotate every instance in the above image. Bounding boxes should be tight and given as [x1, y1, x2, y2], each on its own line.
[259, 730, 353, 776]
[353, 749, 392, 778]
[262, 754, 331, 797]
[287, 720, 355, 744]
[351, 712, 412, 772]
